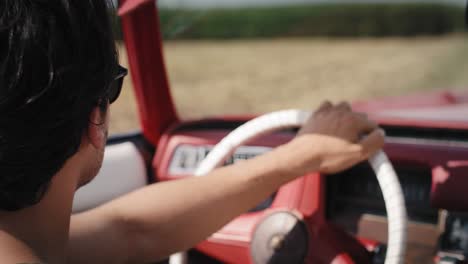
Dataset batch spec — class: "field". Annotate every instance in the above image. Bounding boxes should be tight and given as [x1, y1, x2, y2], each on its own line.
[110, 35, 468, 134]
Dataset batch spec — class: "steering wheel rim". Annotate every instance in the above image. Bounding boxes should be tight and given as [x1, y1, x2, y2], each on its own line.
[194, 110, 408, 264]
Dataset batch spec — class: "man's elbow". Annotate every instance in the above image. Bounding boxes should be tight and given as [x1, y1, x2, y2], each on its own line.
[117, 215, 171, 263]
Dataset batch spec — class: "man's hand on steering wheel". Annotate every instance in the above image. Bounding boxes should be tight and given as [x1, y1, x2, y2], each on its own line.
[281, 101, 385, 175]
[191, 104, 406, 264]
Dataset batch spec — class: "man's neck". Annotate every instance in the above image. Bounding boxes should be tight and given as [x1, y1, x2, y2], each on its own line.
[0, 161, 79, 263]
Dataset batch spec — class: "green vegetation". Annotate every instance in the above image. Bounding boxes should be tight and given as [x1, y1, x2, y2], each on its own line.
[156, 3, 465, 39]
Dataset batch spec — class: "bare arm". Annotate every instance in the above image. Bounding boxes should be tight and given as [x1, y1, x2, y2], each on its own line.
[68, 102, 385, 263]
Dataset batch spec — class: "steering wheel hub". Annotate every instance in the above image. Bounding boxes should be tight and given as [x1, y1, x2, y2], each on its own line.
[251, 211, 309, 264]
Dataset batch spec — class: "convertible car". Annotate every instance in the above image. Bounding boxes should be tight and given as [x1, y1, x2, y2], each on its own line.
[72, 0, 468, 263]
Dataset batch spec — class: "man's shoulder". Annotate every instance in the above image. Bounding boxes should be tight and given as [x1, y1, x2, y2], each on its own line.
[0, 231, 42, 263]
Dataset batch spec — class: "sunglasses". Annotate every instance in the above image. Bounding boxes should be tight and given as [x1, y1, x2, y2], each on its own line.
[107, 65, 128, 104]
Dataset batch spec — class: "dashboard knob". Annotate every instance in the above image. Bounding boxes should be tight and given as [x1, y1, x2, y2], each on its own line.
[251, 211, 309, 264]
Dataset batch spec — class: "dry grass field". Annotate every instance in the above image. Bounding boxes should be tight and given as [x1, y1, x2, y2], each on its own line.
[110, 35, 468, 134]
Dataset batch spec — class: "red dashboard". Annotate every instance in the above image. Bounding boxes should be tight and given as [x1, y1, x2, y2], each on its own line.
[153, 118, 468, 263]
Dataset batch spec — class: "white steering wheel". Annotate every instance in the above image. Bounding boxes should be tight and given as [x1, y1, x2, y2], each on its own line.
[171, 110, 408, 264]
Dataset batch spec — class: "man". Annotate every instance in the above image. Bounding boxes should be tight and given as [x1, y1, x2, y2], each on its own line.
[0, 1, 384, 263]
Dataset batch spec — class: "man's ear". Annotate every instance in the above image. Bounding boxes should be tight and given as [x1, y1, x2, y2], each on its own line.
[87, 105, 108, 149]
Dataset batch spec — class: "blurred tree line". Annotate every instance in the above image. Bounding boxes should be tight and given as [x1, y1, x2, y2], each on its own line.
[113, 3, 466, 40]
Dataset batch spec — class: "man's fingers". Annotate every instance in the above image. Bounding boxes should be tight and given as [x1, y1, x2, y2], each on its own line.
[315, 101, 333, 114]
[358, 129, 385, 158]
[336, 101, 352, 112]
[356, 114, 379, 134]
[356, 112, 369, 120]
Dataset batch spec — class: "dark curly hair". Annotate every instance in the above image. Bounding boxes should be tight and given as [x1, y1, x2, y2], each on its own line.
[0, 0, 118, 211]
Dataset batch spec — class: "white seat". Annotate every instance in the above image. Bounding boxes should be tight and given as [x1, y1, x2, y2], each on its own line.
[72, 142, 148, 213]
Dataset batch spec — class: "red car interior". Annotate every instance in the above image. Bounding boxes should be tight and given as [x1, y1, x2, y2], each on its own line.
[152, 117, 468, 263]
[117, 0, 468, 263]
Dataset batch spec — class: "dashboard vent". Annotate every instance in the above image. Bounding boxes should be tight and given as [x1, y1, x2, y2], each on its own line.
[169, 144, 272, 175]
